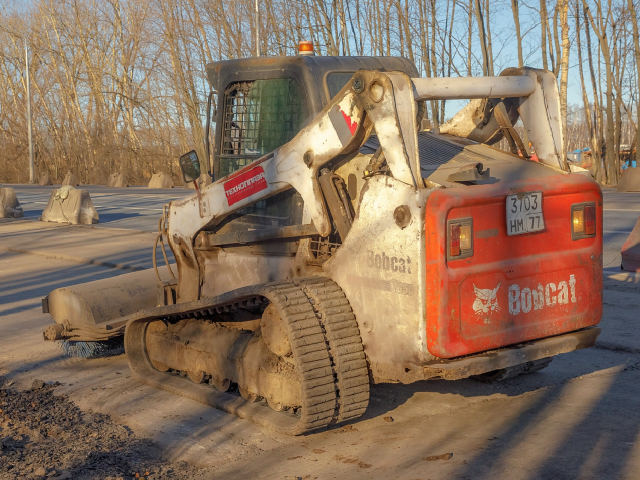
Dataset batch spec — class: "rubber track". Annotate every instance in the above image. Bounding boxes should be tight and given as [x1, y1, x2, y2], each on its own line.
[265, 282, 338, 431]
[294, 277, 370, 424]
[125, 281, 339, 435]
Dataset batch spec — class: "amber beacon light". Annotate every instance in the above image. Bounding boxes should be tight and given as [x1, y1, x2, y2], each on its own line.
[298, 41, 314, 56]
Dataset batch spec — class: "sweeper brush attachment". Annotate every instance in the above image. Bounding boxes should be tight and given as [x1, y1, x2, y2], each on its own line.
[42, 267, 172, 357]
[59, 338, 124, 359]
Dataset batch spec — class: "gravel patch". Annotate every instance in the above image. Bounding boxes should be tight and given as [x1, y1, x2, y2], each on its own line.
[0, 377, 215, 480]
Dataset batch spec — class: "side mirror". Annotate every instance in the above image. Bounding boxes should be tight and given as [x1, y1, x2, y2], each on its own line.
[179, 150, 201, 183]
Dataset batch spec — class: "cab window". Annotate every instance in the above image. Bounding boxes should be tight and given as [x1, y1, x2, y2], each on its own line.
[220, 78, 305, 177]
[326, 72, 355, 99]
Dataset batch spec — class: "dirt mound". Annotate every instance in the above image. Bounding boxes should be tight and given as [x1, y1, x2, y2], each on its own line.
[0, 378, 212, 479]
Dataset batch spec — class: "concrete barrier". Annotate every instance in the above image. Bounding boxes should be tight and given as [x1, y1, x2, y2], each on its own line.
[62, 171, 79, 187]
[617, 168, 640, 192]
[0, 187, 24, 218]
[148, 173, 173, 189]
[106, 172, 127, 188]
[38, 172, 52, 186]
[41, 186, 99, 225]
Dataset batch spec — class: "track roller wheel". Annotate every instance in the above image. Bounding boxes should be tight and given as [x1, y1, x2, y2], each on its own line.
[239, 387, 261, 403]
[150, 360, 170, 372]
[146, 321, 170, 372]
[188, 370, 206, 384]
[209, 377, 231, 392]
[267, 399, 287, 412]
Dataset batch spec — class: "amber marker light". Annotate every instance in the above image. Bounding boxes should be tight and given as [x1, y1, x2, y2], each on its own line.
[298, 41, 314, 56]
[573, 209, 584, 235]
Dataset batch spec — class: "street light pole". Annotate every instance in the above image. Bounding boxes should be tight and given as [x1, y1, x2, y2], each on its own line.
[25, 43, 35, 184]
[255, 0, 260, 57]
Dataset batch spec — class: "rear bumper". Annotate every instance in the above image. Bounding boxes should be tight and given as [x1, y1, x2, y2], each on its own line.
[421, 326, 600, 380]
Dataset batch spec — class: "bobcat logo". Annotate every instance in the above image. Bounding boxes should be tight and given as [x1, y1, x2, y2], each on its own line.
[473, 283, 501, 316]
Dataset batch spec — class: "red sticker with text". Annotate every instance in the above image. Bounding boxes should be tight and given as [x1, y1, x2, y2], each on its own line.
[224, 166, 268, 206]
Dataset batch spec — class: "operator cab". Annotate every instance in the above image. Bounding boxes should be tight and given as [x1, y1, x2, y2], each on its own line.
[205, 55, 420, 179]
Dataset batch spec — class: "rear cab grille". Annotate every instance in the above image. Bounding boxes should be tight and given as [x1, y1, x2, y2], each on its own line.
[425, 173, 602, 359]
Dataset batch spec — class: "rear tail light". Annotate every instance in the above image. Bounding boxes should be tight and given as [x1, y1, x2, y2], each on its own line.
[450, 223, 461, 257]
[571, 202, 596, 239]
[584, 204, 596, 235]
[448, 218, 473, 260]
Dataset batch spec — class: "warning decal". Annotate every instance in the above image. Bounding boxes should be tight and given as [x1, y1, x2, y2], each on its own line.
[341, 110, 358, 135]
[328, 105, 358, 147]
[224, 166, 268, 206]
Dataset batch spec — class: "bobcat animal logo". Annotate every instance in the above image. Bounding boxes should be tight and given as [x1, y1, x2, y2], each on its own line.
[473, 283, 501, 316]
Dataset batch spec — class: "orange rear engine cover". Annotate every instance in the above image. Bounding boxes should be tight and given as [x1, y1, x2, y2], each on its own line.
[425, 174, 603, 359]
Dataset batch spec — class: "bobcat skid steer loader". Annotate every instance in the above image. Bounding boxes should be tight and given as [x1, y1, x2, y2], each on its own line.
[42, 53, 602, 435]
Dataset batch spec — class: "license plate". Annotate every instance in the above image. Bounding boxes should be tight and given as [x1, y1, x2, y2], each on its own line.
[506, 192, 544, 236]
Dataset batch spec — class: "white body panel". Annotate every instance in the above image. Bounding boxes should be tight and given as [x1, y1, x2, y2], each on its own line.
[324, 176, 432, 382]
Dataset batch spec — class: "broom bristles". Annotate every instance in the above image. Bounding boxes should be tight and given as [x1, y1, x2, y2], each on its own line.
[59, 339, 124, 358]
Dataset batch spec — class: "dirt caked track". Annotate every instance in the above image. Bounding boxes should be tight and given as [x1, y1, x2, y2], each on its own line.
[125, 278, 370, 435]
